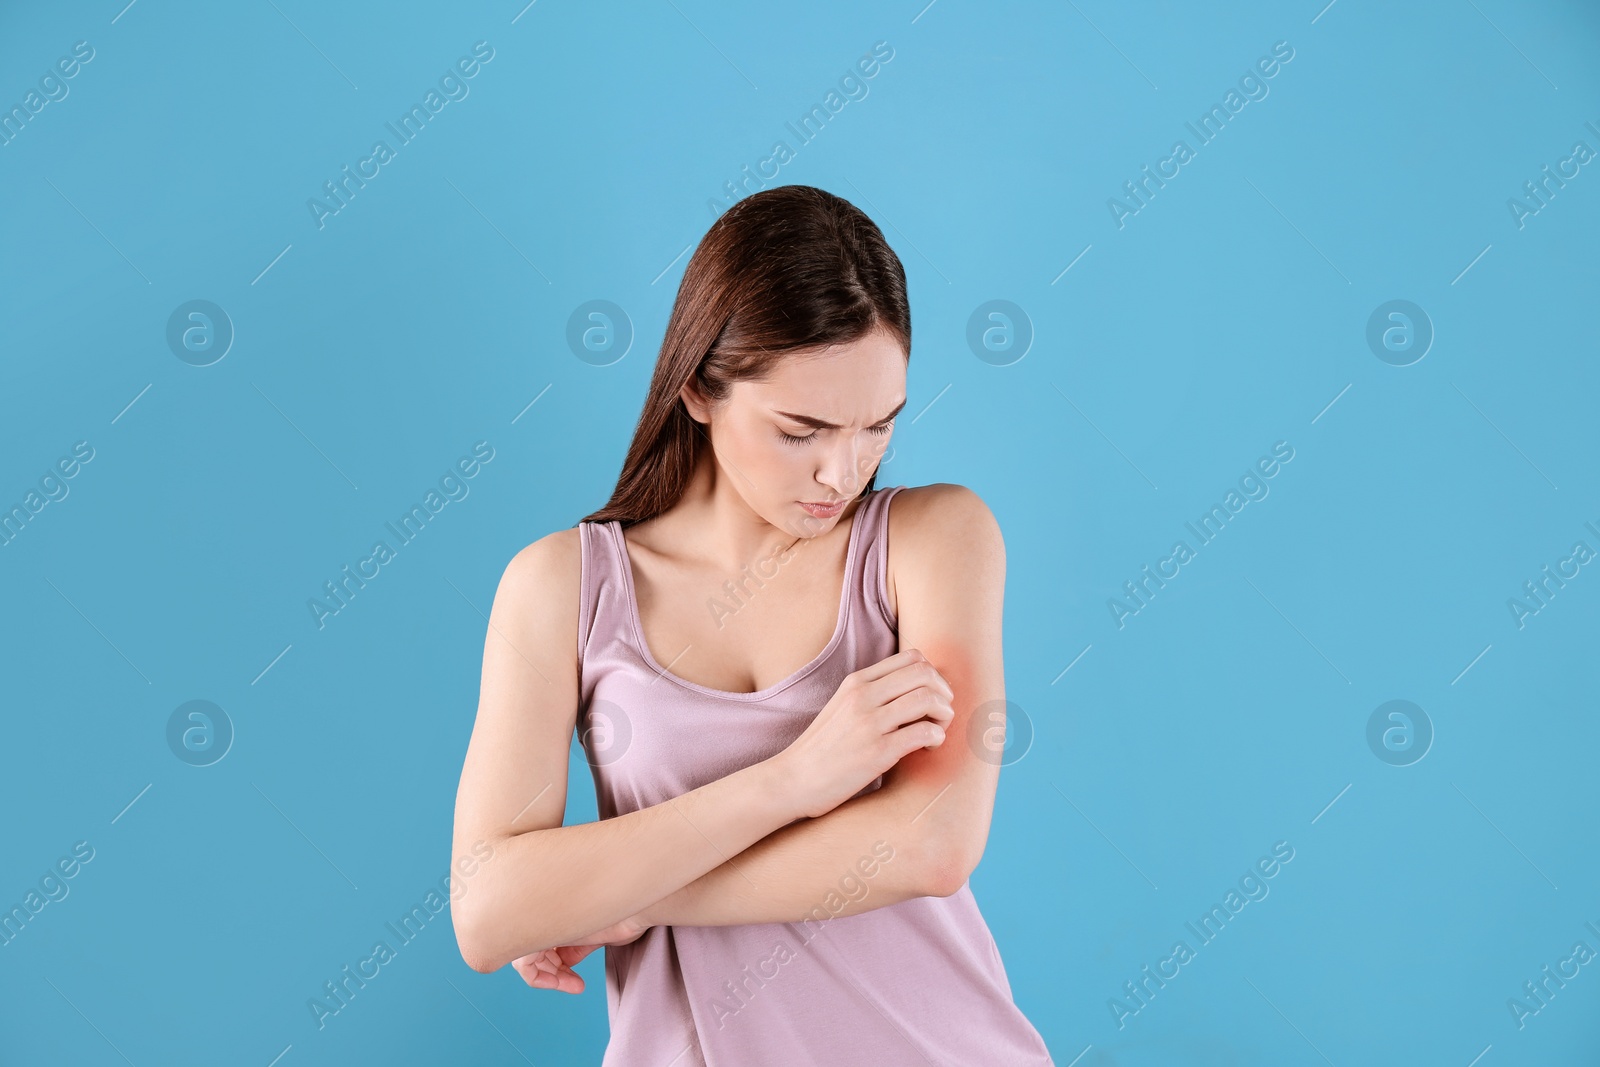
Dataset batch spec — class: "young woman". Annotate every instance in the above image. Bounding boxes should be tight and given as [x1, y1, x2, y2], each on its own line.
[450, 185, 1053, 1065]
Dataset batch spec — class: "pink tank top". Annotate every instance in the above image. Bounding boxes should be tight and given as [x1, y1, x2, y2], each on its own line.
[576, 484, 1054, 1065]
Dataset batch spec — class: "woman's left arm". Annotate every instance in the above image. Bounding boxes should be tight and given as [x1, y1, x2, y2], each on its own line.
[630, 483, 1006, 928]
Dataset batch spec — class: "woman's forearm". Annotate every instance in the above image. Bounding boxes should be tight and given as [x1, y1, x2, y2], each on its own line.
[457, 754, 807, 970]
[634, 777, 946, 928]
[613, 488, 1010, 936]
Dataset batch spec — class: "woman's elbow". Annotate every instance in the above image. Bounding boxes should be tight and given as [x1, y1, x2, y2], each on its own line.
[454, 896, 565, 972]
[452, 889, 535, 973]
[917, 831, 980, 897]
[924, 856, 972, 898]
[452, 903, 503, 973]
[459, 945, 500, 975]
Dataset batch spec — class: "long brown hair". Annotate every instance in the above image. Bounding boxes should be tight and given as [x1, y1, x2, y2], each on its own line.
[578, 184, 910, 528]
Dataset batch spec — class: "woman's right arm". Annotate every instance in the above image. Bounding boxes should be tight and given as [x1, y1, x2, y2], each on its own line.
[449, 529, 810, 973]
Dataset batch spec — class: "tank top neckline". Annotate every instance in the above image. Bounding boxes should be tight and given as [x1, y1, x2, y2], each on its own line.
[604, 488, 880, 702]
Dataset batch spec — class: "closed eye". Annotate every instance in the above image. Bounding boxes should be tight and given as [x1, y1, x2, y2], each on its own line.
[777, 421, 895, 446]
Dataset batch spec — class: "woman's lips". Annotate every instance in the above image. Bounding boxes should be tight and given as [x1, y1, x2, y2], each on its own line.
[798, 499, 845, 518]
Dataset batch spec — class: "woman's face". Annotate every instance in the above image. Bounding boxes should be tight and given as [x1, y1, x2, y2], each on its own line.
[682, 326, 907, 538]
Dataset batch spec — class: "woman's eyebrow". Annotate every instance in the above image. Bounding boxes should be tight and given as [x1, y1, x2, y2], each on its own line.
[773, 397, 906, 430]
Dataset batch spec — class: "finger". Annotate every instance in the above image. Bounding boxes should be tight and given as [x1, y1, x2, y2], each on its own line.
[918, 660, 955, 699]
[558, 943, 601, 967]
[878, 686, 954, 730]
[533, 969, 581, 992]
[519, 964, 555, 988]
[552, 966, 585, 993]
[918, 689, 956, 727]
[854, 648, 927, 684]
[521, 958, 585, 993]
[514, 955, 554, 987]
[868, 660, 953, 708]
[893, 719, 946, 755]
[527, 953, 565, 981]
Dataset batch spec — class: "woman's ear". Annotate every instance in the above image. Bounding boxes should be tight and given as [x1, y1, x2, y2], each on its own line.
[678, 378, 712, 424]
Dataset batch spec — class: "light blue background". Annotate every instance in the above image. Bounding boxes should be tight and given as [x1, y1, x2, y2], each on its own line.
[2, 1, 1597, 1064]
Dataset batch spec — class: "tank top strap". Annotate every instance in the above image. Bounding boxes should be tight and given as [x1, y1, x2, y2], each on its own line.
[575, 518, 620, 669]
[578, 485, 908, 673]
[855, 484, 906, 631]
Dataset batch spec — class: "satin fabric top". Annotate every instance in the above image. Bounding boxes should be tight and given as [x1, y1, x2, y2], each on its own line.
[575, 484, 1054, 1066]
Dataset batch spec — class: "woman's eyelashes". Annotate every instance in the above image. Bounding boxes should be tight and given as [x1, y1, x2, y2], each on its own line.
[777, 421, 894, 446]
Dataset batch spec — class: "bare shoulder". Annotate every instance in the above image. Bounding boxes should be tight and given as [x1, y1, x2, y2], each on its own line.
[454, 523, 585, 921]
[884, 483, 1005, 620]
[498, 525, 581, 597]
[500, 525, 582, 586]
[491, 526, 583, 662]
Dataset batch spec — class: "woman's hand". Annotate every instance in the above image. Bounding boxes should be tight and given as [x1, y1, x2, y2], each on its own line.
[510, 915, 649, 993]
[776, 648, 955, 820]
